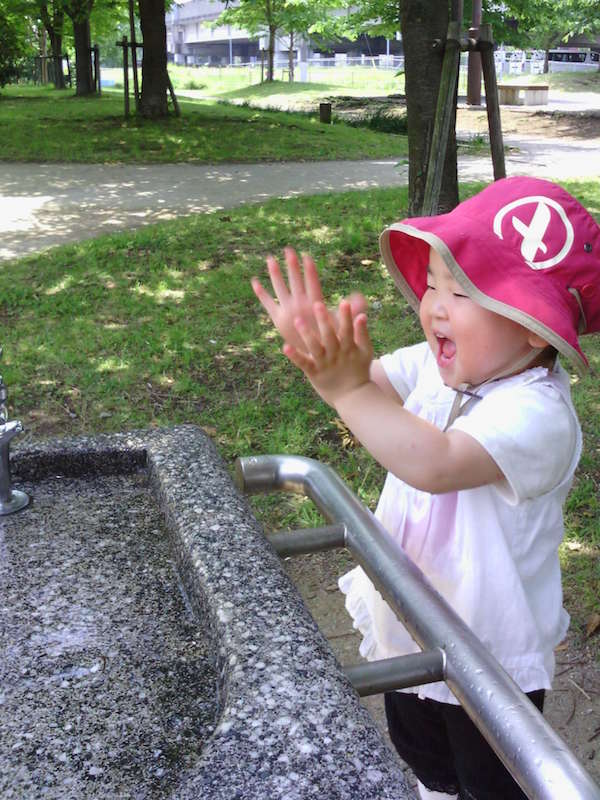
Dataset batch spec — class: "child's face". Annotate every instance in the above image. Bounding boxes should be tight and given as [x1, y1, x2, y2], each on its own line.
[419, 248, 538, 389]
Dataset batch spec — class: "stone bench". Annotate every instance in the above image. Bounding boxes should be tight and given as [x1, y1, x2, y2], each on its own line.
[498, 83, 549, 106]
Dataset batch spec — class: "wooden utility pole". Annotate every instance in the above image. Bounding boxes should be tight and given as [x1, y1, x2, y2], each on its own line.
[467, 0, 482, 105]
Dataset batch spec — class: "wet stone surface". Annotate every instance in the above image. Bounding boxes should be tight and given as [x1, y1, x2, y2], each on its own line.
[0, 470, 217, 799]
[1, 427, 410, 800]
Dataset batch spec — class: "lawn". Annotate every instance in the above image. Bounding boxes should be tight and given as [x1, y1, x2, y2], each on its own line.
[1, 180, 599, 637]
[0, 85, 408, 164]
[103, 62, 407, 97]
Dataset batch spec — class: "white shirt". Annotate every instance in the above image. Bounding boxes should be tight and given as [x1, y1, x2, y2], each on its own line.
[339, 341, 581, 704]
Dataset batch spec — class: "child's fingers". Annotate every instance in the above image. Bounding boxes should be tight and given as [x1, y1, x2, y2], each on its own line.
[251, 277, 278, 318]
[266, 255, 290, 304]
[313, 302, 340, 354]
[336, 300, 354, 349]
[302, 253, 325, 305]
[294, 314, 326, 361]
[284, 247, 305, 297]
[353, 313, 373, 355]
[282, 343, 314, 374]
[348, 291, 368, 317]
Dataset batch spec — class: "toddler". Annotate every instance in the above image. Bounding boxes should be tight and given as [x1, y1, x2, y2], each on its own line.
[251, 177, 600, 800]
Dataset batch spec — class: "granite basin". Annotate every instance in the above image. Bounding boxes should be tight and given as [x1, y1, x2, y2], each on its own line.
[1, 425, 411, 799]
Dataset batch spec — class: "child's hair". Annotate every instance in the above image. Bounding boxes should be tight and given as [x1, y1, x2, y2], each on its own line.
[379, 177, 600, 377]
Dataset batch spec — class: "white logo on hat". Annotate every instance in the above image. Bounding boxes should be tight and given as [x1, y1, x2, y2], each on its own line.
[493, 195, 574, 269]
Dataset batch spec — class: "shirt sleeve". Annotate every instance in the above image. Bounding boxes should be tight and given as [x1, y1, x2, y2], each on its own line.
[379, 341, 431, 402]
[450, 379, 580, 504]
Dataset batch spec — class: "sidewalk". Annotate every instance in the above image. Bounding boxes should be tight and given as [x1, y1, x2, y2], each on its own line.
[2, 133, 600, 261]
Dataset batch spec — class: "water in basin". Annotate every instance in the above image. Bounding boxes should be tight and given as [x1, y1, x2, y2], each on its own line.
[0, 468, 218, 799]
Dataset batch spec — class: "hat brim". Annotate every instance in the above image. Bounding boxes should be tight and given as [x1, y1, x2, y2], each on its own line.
[380, 221, 588, 376]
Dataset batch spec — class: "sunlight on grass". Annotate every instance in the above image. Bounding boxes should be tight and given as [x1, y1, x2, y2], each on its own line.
[307, 225, 335, 244]
[133, 284, 186, 303]
[95, 357, 130, 373]
[46, 276, 75, 295]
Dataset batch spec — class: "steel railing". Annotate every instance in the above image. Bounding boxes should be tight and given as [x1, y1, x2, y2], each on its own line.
[235, 454, 600, 800]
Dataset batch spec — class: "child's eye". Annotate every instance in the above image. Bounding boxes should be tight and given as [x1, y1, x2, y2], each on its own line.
[426, 284, 436, 291]
[453, 292, 468, 298]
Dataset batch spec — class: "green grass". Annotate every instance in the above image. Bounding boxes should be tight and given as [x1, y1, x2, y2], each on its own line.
[163, 63, 406, 96]
[0, 84, 407, 164]
[1, 180, 599, 639]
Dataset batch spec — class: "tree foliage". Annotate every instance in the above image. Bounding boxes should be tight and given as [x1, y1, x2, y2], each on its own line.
[475, 0, 600, 50]
[0, 6, 36, 86]
[216, 0, 344, 80]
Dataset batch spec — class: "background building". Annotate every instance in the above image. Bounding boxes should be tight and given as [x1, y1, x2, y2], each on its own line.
[165, 1, 402, 67]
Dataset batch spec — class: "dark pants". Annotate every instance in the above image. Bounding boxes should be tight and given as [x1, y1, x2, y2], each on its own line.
[384, 689, 545, 800]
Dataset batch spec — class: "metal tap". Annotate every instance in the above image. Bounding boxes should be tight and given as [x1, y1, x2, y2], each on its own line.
[0, 348, 29, 514]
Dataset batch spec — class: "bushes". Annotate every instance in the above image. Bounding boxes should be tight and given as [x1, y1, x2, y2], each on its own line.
[345, 107, 408, 135]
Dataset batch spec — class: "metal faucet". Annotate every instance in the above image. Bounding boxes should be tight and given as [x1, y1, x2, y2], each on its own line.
[0, 348, 29, 515]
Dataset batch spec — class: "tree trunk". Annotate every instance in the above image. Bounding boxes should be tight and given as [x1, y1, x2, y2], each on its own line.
[400, 0, 458, 215]
[288, 31, 294, 82]
[73, 17, 94, 95]
[139, 0, 169, 117]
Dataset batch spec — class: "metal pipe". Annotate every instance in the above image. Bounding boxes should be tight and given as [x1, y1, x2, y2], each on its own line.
[235, 454, 600, 800]
[344, 650, 445, 697]
[268, 524, 346, 557]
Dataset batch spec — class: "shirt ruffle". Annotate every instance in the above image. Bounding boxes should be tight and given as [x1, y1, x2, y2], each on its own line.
[338, 565, 563, 705]
[338, 567, 379, 661]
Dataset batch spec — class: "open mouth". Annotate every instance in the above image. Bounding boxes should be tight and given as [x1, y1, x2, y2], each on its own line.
[436, 334, 456, 368]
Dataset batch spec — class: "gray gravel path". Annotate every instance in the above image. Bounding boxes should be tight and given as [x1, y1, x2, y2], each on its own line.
[2, 135, 599, 261]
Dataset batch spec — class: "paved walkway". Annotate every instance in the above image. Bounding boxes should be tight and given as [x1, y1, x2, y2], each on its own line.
[2, 131, 600, 261]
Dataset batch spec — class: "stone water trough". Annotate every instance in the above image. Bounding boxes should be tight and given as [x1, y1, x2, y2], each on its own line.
[1, 425, 410, 799]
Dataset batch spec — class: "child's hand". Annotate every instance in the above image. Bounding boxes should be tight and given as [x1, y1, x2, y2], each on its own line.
[251, 248, 367, 352]
[284, 300, 374, 408]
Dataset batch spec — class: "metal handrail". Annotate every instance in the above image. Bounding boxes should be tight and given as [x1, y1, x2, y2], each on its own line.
[235, 454, 600, 800]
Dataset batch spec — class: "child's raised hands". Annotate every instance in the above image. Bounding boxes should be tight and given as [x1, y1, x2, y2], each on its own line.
[251, 247, 367, 352]
[284, 300, 374, 408]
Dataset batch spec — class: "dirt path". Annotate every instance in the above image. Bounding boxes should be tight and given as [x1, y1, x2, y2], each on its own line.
[456, 105, 600, 141]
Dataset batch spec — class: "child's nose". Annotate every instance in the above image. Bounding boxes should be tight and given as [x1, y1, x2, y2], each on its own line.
[431, 294, 449, 318]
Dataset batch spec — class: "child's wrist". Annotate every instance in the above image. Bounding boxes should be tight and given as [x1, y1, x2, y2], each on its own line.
[332, 379, 373, 415]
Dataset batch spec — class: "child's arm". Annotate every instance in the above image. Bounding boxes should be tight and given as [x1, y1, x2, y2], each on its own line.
[288, 301, 504, 495]
[252, 248, 398, 400]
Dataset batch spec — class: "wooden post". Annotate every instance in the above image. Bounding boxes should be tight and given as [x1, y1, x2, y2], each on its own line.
[166, 73, 181, 117]
[128, 0, 140, 111]
[93, 44, 101, 94]
[450, 0, 464, 23]
[40, 30, 49, 83]
[467, 0, 482, 105]
[422, 21, 461, 216]
[122, 36, 130, 117]
[319, 102, 332, 124]
[479, 24, 505, 180]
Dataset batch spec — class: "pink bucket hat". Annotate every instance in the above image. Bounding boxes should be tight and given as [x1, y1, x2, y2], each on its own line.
[379, 177, 600, 375]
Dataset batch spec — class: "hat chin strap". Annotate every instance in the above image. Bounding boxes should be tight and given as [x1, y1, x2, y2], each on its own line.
[443, 347, 546, 431]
